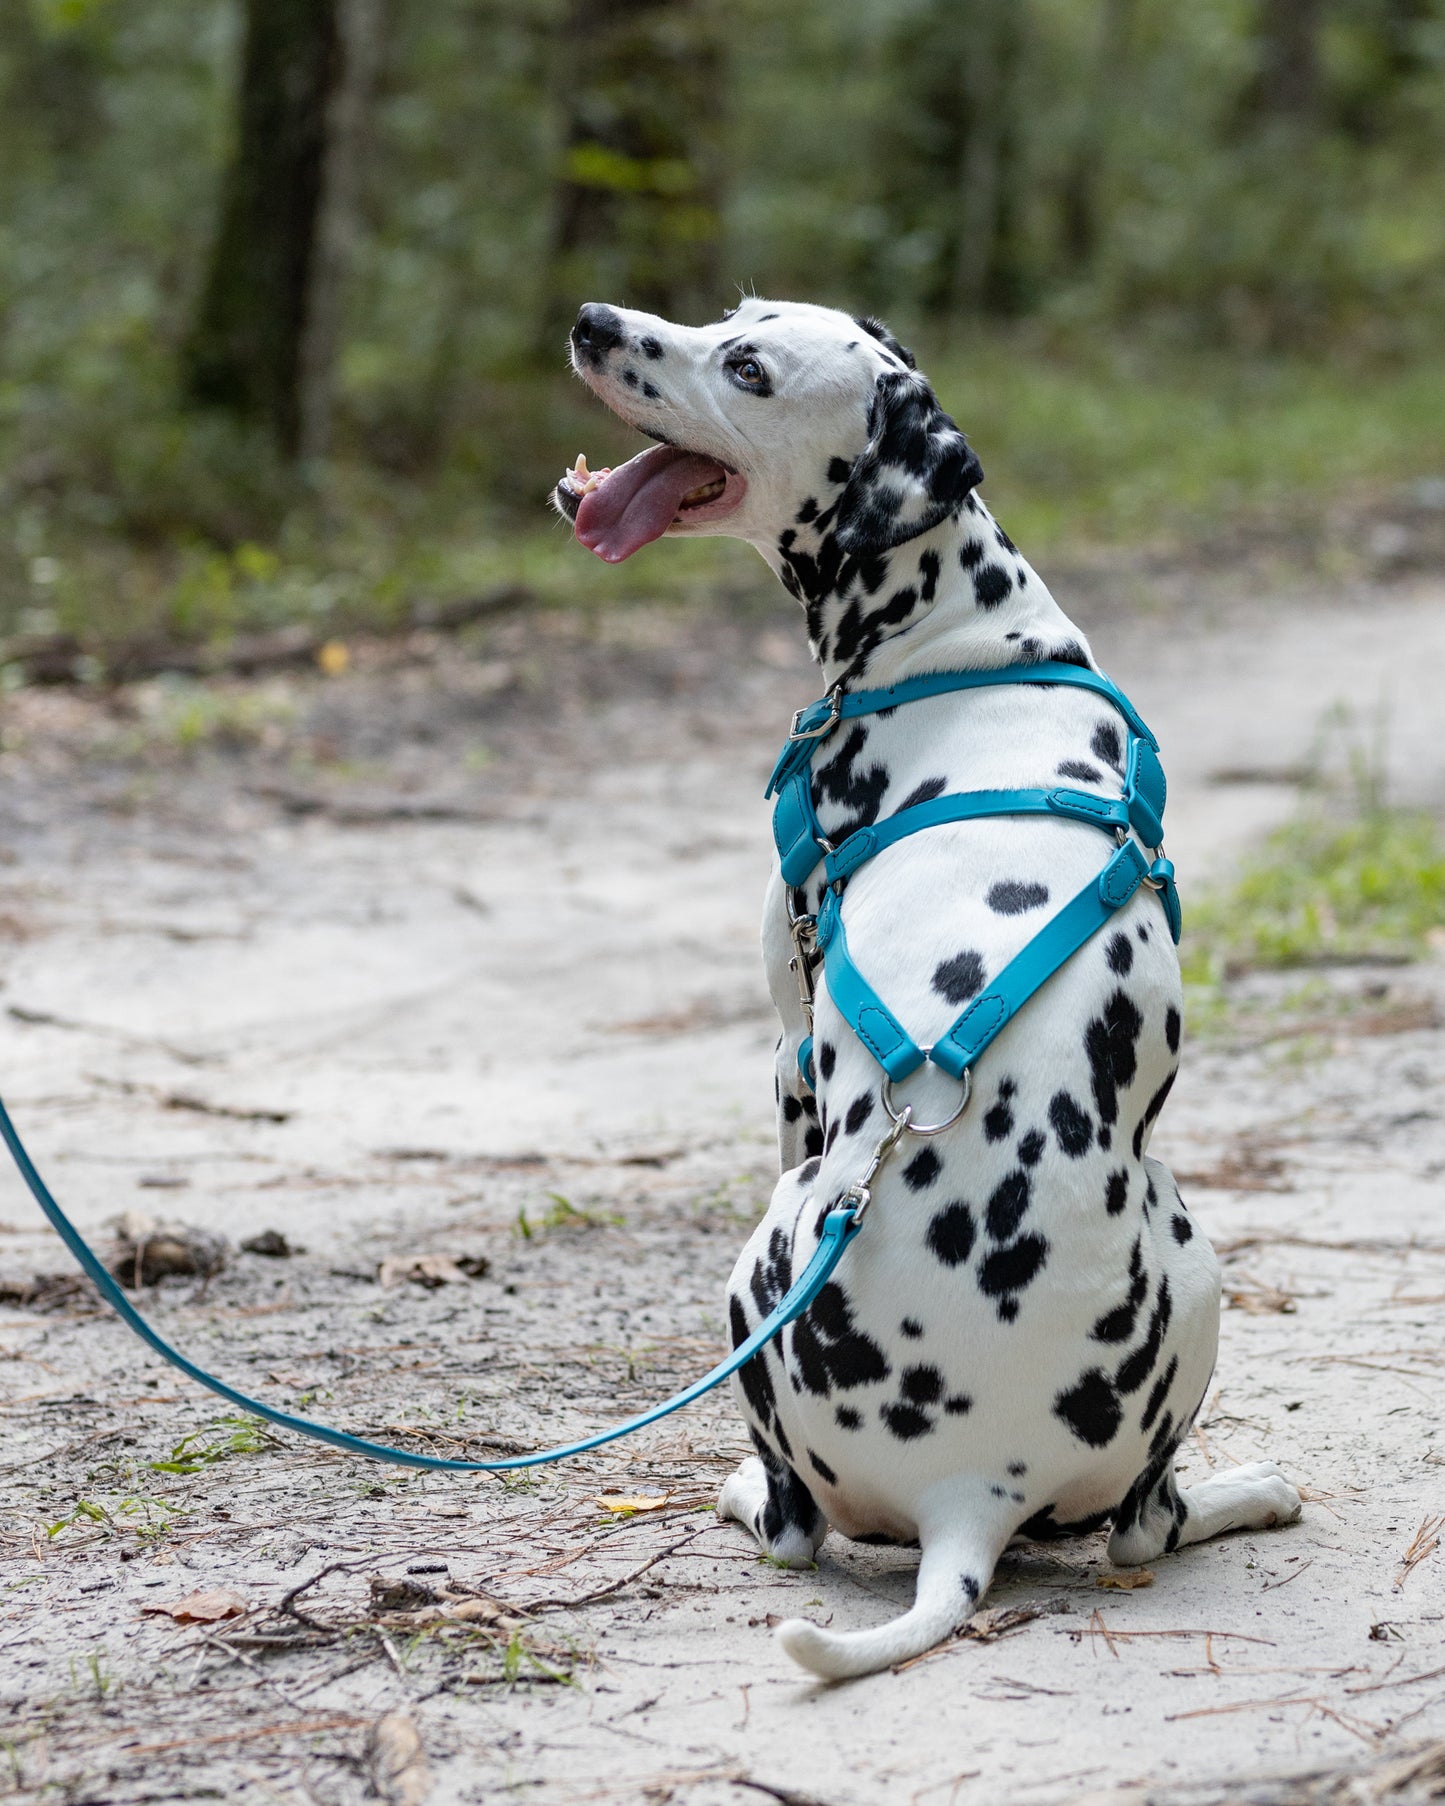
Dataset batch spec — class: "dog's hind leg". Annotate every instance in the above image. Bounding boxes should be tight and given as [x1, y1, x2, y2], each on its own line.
[773, 1483, 1019, 1682]
[1108, 1449, 1301, 1566]
[718, 1440, 828, 1569]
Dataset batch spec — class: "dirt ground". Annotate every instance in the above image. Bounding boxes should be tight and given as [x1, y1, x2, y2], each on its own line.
[2, 558, 1444, 1806]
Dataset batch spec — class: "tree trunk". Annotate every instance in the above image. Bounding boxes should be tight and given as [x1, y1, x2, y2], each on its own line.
[183, 0, 376, 462]
[1252, 0, 1324, 122]
[953, 0, 1030, 317]
[1058, 0, 1138, 275]
[542, 0, 724, 347]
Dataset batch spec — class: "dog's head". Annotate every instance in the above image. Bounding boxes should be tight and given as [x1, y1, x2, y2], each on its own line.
[554, 299, 983, 567]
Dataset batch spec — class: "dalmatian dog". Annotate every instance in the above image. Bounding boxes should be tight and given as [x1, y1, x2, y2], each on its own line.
[553, 298, 1301, 1681]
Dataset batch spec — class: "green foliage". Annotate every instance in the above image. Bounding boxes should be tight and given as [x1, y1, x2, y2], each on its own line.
[148, 1413, 277, 1475]
[1183, 805, 1445, 980]
[1, 0, 1443, 650]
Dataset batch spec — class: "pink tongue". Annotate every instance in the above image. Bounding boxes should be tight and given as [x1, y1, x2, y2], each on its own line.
[575, 444, 727, 562]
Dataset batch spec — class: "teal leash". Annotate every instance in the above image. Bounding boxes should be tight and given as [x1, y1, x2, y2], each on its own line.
[0, 1095, 859, 1471]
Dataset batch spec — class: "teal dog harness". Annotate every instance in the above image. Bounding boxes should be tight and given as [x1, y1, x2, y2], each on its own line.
[765, 661, 1180, 1098]
[0, 659, 1176, 1473]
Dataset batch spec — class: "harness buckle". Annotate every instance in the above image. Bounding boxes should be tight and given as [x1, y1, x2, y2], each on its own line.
[788, 685, 843, 743]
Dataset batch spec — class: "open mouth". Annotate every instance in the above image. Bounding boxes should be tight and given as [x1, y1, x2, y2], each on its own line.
[554, 444, 747, 563]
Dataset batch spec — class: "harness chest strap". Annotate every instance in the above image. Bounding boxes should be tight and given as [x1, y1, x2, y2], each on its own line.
[769, 663, 1169, 892]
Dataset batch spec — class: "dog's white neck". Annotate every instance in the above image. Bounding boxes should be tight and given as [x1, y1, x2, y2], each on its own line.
[760, 492, 1095, 691]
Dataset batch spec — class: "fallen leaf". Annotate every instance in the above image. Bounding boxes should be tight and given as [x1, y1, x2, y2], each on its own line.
[366, 1712, 431, 1806]
[1096, 1570, 1155, 1590]
[377, 1253, 488, 1289]
[594, 1492, 672, 1515]
[143, 1588, 248, 1623]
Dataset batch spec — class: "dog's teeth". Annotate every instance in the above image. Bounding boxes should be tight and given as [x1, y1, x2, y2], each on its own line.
[564, 454, 611, 497]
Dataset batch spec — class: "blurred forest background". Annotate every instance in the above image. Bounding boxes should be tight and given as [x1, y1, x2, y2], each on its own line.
[2, 0, 1444, 670]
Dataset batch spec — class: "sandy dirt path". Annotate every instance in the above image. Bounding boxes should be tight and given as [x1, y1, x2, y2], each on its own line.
[1, 569, 1443, 1805]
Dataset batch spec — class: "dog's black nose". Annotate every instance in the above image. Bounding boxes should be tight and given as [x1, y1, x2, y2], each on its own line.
[571, 303, 625, 356]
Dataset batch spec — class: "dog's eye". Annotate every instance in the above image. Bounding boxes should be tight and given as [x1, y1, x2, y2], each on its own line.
[733, 358, 766, 387]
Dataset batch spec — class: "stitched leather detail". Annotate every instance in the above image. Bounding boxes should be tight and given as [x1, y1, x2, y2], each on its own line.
[1048, 788, 1128, 824]
[1099, 843, 1147, 908]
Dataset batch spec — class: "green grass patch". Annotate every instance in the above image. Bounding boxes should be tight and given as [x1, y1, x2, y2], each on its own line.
[929, 331, 1445, 553]
[1183, 807, 1445, 986]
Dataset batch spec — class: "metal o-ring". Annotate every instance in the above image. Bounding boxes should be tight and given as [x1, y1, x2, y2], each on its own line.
[881, 1068, 971, 1137]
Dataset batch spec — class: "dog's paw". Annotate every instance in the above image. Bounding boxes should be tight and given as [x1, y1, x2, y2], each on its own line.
[717, 1455, 768, 1528]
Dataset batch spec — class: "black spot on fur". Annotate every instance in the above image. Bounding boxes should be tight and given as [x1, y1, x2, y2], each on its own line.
[803, 1126, 824, 1158]
[918, 548, 940, 600]
[818, 1041, 837, 1081]
[987, 880, 1050, 915]
[1007, 1461, 1027, 1477]
[827, 456, 853, 486]
[1049, 1090, 1094, 1157]
[798, 1157, 821, 1183]
[642, 381, 660, 400]
[1017, 1128, 1045, 1167]
[808, 1449, 838, 1485]
[1105, 932, 1134, 976]
[824, 1119, 841, 1154]
[730, 1295, 777, 1426]
[985, 1170, 1031, 1241]
[796, 496, 819, 524]
[1116, 1278, 1172, 1396]
[844, 1092, 874, 1135]
[1165, 1007, 1181, 1054]
[994, 525, 1016, 553]
[1171, 1212, 1193, 1245]
[978, 1234, 1049, 1304]
[900, 1317, 924, 1339]
[1092, 1239, 1147, 1344]
[1054, 1369, 1123, 1447]
[896, 775, 948, 813]
[959, 538, 985, 569]
[782, 1094, 803, 1123]
[792, 1282, 890, 1397]
[983, 1090, 1015, 1142]
[1132, 1071, 1177, 1158]
[639, 335, 663, 360]
[813, 725, 889, 840]
[1141, 1355, 1178, 1433]
[1084, 988, 1145, 1133]
[903, 1147, 941, 1190]
[973, 564, 1013, 609]
[836, 1405, 862, 1430]
[944, 1393, 973, 1414]
[933, 949, 986, 1005]
[1057, 759, 1103, 782]
[881, 1403, 932, 1440]
[902, 1365, 945, 1406]
[1091, 721, 1124, 772]
[926, 1201, 977, 1267]
[1050, 641, 1089, 668]
[1105, 1169, 1129, 1215]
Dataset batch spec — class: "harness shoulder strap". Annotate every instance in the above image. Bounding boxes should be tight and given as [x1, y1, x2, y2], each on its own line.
[808, 841, 1151, 1092]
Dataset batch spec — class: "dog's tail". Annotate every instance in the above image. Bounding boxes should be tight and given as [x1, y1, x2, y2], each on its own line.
[775, 1511, 1006, 1681]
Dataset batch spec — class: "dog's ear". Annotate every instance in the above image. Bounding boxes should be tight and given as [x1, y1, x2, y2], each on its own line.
[832, 370, 984, 556]
[852, 315, 917, 370]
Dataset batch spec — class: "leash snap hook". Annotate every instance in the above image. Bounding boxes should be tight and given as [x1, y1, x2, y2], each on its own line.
[842, 1102, 914, 1227]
